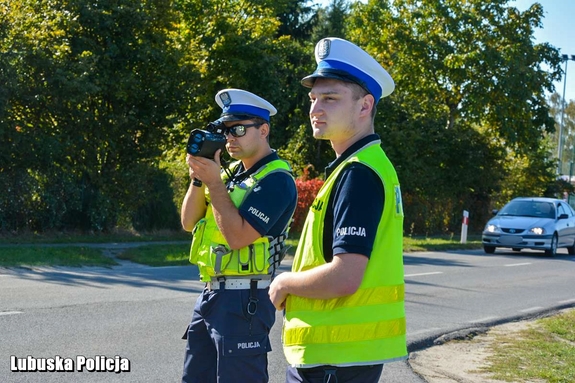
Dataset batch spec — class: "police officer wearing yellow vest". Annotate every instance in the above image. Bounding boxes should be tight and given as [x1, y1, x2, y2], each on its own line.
[269, 38, 408, 382]
[181, 89, 297, 383]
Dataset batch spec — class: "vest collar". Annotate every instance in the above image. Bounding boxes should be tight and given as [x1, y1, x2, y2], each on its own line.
[325, 134, 381, 178]
[230, 150, 280, 184]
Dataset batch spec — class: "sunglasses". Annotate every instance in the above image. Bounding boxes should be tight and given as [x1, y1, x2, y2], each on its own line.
[225, 123, 262, 137]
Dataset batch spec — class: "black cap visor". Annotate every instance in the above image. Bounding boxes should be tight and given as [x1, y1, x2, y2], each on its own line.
[301, 68, 369, 94]
[218, 113, 265, 122]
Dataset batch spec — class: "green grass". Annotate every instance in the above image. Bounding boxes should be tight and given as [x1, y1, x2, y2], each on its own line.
[117, 243, 191, 266]
[403, 235, 482, 252]
[0, 229, 190, 245]
[0, 246, 118, 268]
[479, 310, 575, 382]
[0, 235, 483, 268]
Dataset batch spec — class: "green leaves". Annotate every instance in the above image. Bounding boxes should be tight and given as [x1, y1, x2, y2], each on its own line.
[1, 0, 184, 231]
[345, 0, 562, 232]
[0, 0, 567, 235]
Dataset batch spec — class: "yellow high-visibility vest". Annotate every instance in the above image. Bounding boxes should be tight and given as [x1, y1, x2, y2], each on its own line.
[189, 159, 293, 281]
[283, 141, 407, 367]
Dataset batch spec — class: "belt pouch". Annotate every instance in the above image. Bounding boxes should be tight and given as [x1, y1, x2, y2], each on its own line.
[238, 246, 252, 273]
[253, 243, 267, 273]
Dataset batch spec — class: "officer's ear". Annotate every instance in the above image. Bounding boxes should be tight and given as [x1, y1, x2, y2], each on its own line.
[259, 122, 270, 140]
[359, 93, 375, 118]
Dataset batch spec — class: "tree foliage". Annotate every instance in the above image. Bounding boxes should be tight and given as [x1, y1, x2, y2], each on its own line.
[171, 0, 314, 160]
[1, 0, 183, 232]
[344, 0, 561, 233]
[549, 92, 575, 176]
[0, 0, 567, 235]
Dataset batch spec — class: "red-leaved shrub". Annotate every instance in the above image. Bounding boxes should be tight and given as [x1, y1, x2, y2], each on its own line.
[291, 169, 324, 235]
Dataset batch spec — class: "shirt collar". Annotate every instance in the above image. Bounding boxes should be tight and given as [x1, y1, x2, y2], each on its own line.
[232, 151, 280, 181]
[325, 134, 380, 178]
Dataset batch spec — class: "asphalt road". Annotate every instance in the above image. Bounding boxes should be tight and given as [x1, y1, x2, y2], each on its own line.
[1, 247, 575, 382]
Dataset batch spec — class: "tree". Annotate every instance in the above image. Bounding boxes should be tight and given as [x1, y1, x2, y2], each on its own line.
[274, 0, 319, 41]
[2, 0, 565, 236]
[350, 0, 561, 150]
[311, 0, 349, 40]
[0, 0, 184, 232]
[279, 0, 354, 177]
[548, 92, 575, 176]
[344, 0, 562, 233]
[170, 0, 315, 170]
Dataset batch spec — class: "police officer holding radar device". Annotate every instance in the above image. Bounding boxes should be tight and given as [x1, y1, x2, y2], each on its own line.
[181, 88, 298, 383]
[269, 37, 408, 383]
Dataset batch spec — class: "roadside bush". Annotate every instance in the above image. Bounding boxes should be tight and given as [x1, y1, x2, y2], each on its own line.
[0, 170, 37, 232]
[291, 169, 324, 235]
[130, 167, 181, 232]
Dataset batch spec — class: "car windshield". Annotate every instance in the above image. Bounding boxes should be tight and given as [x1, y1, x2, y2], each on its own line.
[498, 201, 555, 219]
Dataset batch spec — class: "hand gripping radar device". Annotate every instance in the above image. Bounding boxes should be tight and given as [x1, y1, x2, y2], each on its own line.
[186, 121, 227, 186]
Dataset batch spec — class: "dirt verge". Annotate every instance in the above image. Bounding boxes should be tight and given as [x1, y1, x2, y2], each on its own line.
[409, 320, 536, 383]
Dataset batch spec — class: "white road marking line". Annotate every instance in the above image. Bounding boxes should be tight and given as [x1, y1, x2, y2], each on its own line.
[558, 299, 575, 305]
[504, 263, 532, 267]
[519, 306, 544, 313]
[404, 272, 443, 277]
[0, 311, 23, 316]
[469, 316, 499, 323]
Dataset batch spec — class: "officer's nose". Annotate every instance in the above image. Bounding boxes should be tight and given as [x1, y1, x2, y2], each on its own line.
[309, 100, 323, 117]
[224, 131, 236, 141]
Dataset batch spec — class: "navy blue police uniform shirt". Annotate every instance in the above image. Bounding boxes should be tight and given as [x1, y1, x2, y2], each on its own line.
[228, 151, 297, 238]
[323, 134, 385, 262]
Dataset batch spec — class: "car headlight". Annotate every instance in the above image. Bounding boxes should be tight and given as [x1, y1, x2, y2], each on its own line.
[530, 227, 545, 235]
[485, 224, 499, 233]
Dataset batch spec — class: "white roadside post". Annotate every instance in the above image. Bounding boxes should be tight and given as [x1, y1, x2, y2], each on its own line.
[461, 210, 469, 244]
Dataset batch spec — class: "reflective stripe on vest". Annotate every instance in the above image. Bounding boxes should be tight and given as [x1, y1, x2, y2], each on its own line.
[189, 159, 293, 281]
[283, 141, 407, 367]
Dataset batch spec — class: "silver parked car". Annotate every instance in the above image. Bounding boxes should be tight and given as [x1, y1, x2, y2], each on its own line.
[482, 197, 575, 256]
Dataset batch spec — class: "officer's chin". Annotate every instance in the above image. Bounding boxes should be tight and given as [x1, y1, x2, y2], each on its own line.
[226, 149, 241, 160]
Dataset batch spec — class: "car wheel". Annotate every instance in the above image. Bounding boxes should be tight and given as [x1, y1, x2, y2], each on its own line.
[545, 233, 558, 257]
[483, 245, 496, 254]
[568, 240, 575, 255]
[512, 248, 521, 252]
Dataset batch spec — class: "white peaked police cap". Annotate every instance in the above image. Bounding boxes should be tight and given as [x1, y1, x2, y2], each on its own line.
[215, 89, 277, 122]
[301, 37, 395, 100]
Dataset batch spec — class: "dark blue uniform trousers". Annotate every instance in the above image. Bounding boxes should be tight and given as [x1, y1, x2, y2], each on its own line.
[286, 364, 384, 383]
[182, 286, 276, 383]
